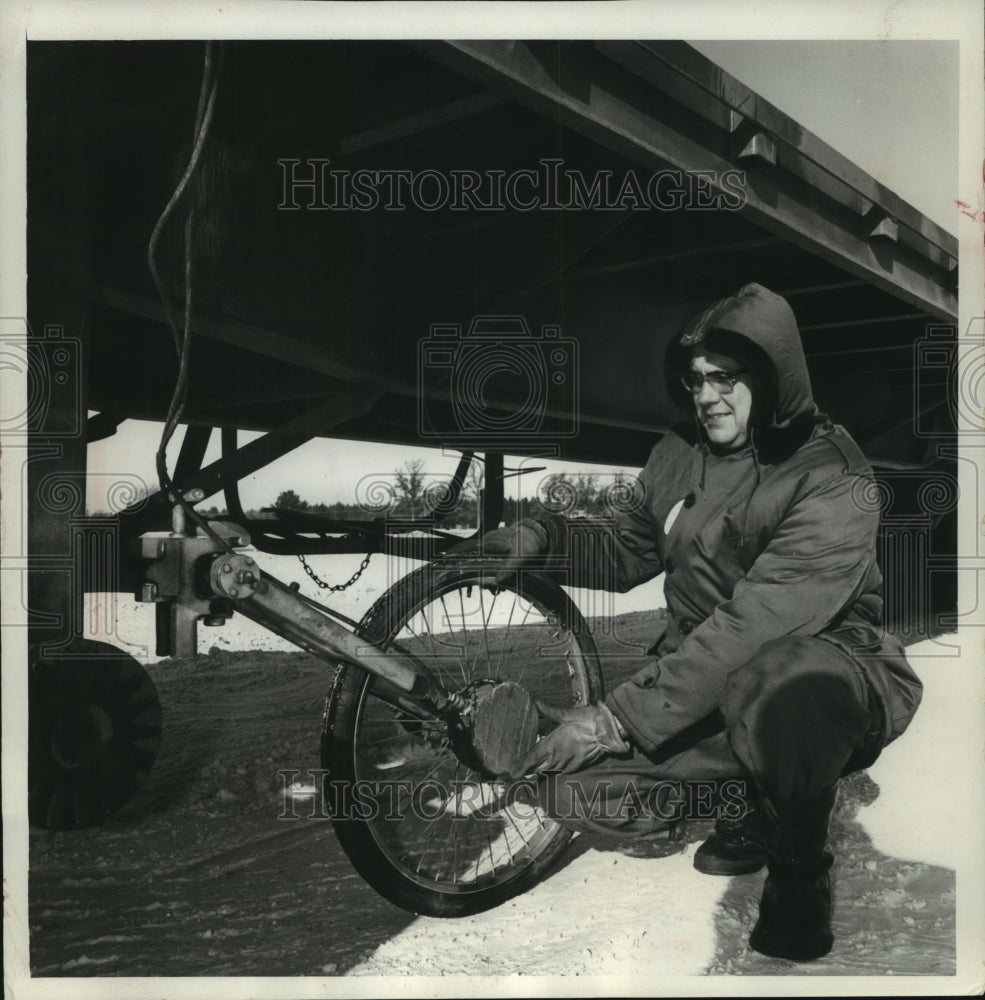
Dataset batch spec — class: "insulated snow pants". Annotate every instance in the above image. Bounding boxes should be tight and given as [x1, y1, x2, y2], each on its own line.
[539, 635, 885, 838]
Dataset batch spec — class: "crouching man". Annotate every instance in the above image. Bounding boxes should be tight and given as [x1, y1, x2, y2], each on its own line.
[484, 283, 922, 961]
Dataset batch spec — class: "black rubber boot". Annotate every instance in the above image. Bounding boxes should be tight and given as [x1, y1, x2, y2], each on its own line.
[748, 785, 838, 961]
[693, 803, 768, 876]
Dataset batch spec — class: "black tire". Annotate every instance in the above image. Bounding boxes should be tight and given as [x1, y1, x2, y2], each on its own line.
[29, 639, 163, 829]
[322, 562, 602, 917]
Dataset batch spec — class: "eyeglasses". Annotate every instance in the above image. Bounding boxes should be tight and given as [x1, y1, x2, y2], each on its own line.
[680, 368, 747, 395]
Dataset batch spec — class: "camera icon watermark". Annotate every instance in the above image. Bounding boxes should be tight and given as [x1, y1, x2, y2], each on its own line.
[0, 317, 82, 438]
[913, 318, 985, 437]
[418, 315, 579, 447]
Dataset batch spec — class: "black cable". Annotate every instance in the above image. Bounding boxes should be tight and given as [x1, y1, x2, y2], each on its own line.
[147, 40, 233, 553]
[147, 43, 217, 357]
[157, 44, 219, 444]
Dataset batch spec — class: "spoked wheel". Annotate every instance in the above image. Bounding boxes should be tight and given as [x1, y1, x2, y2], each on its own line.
[322, 562, 602, 917]
[29, 639, 163, 829]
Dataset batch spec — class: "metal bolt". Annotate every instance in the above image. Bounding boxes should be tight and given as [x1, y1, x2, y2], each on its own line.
[222, 563, 232, 573]
[245, 558, 254, 566]
[289, 581, 300, 592]
[229, 587, 239, 598]
[140, 582, 158, 602]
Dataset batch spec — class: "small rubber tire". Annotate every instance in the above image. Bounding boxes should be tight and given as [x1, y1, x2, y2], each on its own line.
[29, 639, 163, 829]
[322, 561, 602, 917]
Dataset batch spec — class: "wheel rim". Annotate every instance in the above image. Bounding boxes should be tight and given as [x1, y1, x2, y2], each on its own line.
[348, 570, 591, 896]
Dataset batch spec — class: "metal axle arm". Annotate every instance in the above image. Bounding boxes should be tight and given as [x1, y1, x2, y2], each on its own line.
[137, 522, 460, 716]
[210, 555, 420, 695]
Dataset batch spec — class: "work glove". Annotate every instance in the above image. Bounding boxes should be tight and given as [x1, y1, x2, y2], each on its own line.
[510, 700, 631, 778]
[449, 520, 549, 559]
[478, 520, 548, 557]
[446, 516, 571, 590]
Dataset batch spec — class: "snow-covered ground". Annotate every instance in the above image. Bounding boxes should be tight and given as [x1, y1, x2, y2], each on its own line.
[62, 552, 977, 985]
[861, 640, 975, 873]
[345, 839, 726, 979]
[342, 627, 975, 979]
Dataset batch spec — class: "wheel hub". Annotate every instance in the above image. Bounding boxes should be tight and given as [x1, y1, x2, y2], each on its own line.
[50, 703, 115, 768]
[450, 680, 539, 779]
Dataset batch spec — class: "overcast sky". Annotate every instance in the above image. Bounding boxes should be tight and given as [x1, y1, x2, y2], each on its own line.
[691, 40, 957, 232]
[85, 39, 960, 513]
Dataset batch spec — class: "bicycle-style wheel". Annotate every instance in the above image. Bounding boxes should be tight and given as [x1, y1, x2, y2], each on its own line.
[322, 561, 602, 917]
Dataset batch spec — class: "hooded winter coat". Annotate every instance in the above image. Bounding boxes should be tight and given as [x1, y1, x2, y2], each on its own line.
[538, 283, 922, 760]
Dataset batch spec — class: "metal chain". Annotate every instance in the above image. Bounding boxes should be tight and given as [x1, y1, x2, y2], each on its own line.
[297, 551, 372, 592]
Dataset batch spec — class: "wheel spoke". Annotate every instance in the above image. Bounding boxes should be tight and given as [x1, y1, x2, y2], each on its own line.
[494, 591, 519, 679]
[435, 594, 470, 687]
[501, 596, 537, 683]
[477, 583, 495, 679]
[326, 567, 597, 914]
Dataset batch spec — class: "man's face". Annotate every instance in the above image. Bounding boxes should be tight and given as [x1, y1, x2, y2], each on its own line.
[688, 351, 753, 450]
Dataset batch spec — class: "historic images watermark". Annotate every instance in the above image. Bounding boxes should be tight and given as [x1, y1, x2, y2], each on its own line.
[1, 317, 153, 651]
[277, 769, 751, 824]
[277, 158, 748, 213]
[347, 453, 653, 655]
[845, 318, 984, 650]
